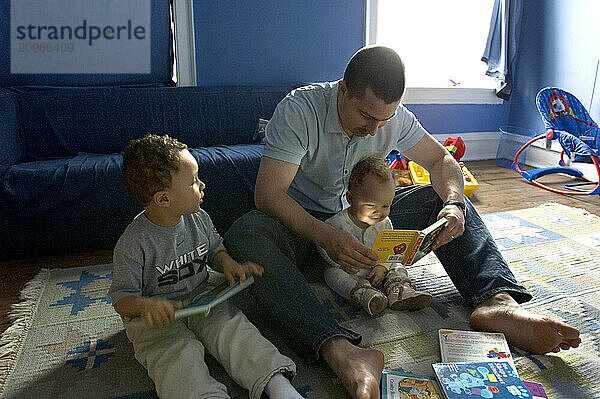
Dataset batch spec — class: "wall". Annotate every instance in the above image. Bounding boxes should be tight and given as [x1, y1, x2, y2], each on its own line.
[508, 0, 600, 132]
[192, 0, 509, 139]
[0, 1, 510, 143]
[193, 0, 364, 86]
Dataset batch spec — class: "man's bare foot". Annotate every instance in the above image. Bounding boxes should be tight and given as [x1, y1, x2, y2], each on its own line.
[470, 292, 581, 354]
[321, 337, 384, 399]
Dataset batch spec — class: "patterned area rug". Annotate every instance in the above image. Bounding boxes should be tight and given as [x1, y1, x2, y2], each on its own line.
[1, 203, 599, 398]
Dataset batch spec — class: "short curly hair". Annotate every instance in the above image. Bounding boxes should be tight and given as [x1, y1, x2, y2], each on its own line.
[122, 134, 188, 206]
[348, 155, 394, 191]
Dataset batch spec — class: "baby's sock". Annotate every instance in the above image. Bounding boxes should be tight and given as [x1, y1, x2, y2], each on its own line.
[264, 372, 303, 399]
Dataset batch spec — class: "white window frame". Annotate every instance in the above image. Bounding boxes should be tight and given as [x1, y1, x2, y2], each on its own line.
[365, 0, 503, 105]
[172, 0, 196, 86]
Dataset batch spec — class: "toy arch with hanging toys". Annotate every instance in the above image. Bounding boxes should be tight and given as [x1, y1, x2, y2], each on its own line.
[512, 87, 600, 195]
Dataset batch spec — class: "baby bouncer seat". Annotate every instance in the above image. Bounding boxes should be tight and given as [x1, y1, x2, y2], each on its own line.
[513, 87, 600, 195]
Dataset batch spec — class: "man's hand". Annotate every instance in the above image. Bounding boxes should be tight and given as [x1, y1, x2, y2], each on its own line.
[222, 260, 264, 286]
[432, 204, 465, 250]
[367, 265, 387, 287]
[141, 297, 183, 328]
[323, 226, 378, 274]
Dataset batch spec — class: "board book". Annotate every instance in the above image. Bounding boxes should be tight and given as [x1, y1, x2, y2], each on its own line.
[432, 361, 531, 399]
[372, 218, 447, 265]
[381, 370, 443, 399]
[174, 275, 254, 319]
[438, 329, 516, 372]
[522, 381, 548, 399]
[127, 275, 254, 326]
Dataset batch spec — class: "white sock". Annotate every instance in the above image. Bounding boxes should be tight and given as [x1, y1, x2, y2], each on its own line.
[264, 372, 303, 399]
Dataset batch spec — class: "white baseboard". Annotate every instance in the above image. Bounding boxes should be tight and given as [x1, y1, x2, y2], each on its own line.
[432, 131, 500, 161]
[433, 131, 597, 180]
[523, 139, 598, 180]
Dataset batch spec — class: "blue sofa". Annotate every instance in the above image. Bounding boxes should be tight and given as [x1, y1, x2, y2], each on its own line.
[0, 85, 296, 260]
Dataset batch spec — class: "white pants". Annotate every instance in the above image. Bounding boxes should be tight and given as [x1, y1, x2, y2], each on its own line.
[124, 301, 296, 399]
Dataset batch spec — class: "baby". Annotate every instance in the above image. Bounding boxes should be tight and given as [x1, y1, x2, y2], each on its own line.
[318, 155, 432, 316]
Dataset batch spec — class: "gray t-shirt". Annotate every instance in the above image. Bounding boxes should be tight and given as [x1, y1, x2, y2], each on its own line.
[263, 81, 427, 214]
[109, 210, 227, 307]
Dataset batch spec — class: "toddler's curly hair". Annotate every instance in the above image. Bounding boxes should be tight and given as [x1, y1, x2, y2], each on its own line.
[122, 134, 187, 206]
[348, 154, 394, 191]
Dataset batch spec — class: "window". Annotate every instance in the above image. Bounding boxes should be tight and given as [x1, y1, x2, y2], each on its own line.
[171, 0, 196, 86]
[366, 0, 501, 104]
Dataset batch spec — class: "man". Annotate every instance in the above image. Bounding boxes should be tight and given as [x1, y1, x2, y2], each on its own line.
[224, 46, 580, 399]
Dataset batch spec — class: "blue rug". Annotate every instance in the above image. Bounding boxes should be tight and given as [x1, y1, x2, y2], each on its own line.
[1, 203, 599, 398]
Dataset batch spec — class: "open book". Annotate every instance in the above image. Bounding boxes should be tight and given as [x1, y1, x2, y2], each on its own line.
[174, 275, 254, 319]
[438, 329, 516, 372]
[372, 218, 447, 265]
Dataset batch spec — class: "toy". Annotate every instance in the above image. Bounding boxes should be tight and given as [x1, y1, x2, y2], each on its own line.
[387, 150, 413, 186]
[387, 150, 408, 169]
[407, 136, 479, 198]
[512, 87, 600, 195]
[443, 136, 466, 161]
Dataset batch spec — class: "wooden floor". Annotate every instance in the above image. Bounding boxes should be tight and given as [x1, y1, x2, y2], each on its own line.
[1, 160, 598, 335]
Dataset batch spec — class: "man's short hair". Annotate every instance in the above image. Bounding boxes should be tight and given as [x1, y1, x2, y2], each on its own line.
[122, 134, 188, 206]
[343, 45, 405, 104]
[348, 154, 394, 191]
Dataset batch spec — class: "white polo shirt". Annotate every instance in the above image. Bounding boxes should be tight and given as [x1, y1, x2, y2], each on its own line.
[263, 81, 426, 214]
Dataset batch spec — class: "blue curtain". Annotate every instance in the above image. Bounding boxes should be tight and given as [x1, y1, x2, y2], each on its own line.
[482, 0, 523, 100]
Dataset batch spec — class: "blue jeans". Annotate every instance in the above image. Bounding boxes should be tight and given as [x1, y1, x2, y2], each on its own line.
[223, 184, 531, 363]
[390, 185, 531, 306]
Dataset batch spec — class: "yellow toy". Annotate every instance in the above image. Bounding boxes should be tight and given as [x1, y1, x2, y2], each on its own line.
[408, 161, 479, 198]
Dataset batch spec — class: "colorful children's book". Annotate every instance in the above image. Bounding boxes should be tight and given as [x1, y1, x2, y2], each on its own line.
[432, 361, 531, 399]
[174, 275, 254, 319]
[372, 218, 447, 265]
[381, 370, 443, 399]
[438, 329, 516, 372]
[522, 381, 548, 399]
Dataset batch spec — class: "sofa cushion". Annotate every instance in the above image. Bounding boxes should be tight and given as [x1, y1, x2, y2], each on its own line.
[0, 143, 263, 258]
[16, 86, 295, 161]
[0, 88, 21, 166]
[0, 152, 136, 217]
[190, 144, 263, 234]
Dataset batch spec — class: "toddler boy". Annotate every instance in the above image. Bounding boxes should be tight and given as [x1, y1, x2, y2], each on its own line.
[109, 134, 302, 399]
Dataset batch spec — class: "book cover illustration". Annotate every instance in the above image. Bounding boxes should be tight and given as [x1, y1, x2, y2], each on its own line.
[174, 275, 254, 319]
[438, 329, 516, 372]
[372, 218, 447, 265]
[522, 381, 547, 399]
[381, 370, 442, 399]
[432, 361, 531, 399]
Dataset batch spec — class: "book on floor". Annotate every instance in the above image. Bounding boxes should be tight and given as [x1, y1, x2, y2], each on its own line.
[522, 381, 548, 399]
[173, 275, 254, 319]
[432, 361, 531, 399]
[372, 218, 447, 265]
[438, 329, 516, 373]
[381, 370, 443, 399]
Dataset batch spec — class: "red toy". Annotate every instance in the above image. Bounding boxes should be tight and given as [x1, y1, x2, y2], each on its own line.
[387, 150, 408, 169]
[443, 136, 466, 161]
